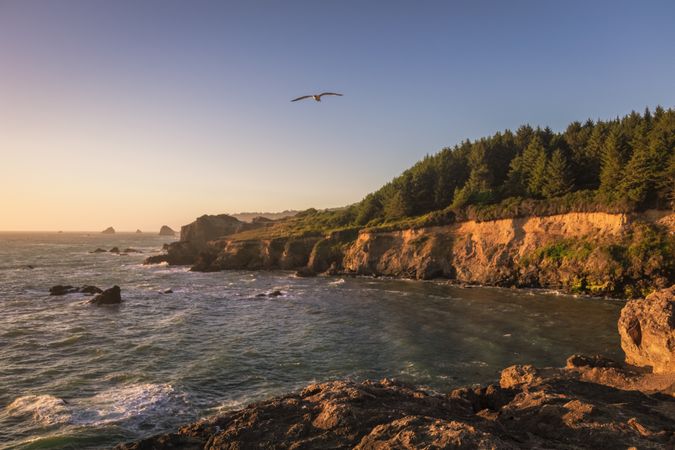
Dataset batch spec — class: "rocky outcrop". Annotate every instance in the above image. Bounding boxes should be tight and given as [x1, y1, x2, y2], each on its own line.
[115, 358, 675, 450]
[89, 286, 122, 305]
[101, 226, 115, 234]
[159, 225, 176, 236]
[144, 211, 673, 297]
[619, 285, 675, 373]
[180, 214, 248, 249]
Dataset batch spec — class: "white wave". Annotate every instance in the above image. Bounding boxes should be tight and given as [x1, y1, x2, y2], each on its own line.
[73, 383, 179, 426]
[5, 394, 71, 426]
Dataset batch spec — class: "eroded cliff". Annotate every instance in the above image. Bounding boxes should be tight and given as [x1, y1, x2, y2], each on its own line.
[147, 211, 674, 298]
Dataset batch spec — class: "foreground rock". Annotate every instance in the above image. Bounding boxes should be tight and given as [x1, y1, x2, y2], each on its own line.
[619, 285, 675, 373]
[89, 285, 122, 305]
[159, 225, 176, 236]
[115, 287, 675, 449]
[101, 226, 115, 234]
[115, 358, 674, 450]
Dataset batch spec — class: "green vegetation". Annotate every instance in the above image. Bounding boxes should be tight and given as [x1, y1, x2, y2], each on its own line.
[233, 107, 673, 240]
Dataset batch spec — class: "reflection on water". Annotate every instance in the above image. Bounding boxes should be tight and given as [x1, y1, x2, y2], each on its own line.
[0, 232, 623, 449]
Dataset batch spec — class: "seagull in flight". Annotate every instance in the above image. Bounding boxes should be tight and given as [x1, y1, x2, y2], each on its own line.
[291, 92, 343, 102]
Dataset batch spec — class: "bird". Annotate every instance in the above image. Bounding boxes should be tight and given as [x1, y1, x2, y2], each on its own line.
[291, 92, 343, 102]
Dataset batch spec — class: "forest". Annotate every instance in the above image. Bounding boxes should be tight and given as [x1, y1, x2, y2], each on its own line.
[292, 107, 675, 232]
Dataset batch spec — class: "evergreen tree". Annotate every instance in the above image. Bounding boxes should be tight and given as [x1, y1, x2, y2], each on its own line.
[599, 128, 629, 196]
[542, 149, 573, 198]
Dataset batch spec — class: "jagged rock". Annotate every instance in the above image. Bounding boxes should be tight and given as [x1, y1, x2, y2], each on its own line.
[91, 248, 107, 253]
[89, 286, 122, 305]
[618, 285, 675, 374]
[49, 285, 78, 296]
[159, 225, 176, 236]
[114, 361, 675, 450]
[109, 247, 120, 253]
[101, 227, 115, 234]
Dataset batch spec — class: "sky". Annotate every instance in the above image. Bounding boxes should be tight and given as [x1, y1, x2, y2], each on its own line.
[1, 0, 674, 231]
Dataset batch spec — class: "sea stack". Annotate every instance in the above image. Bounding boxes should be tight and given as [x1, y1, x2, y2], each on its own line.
[101, 226, 115, 234]
[159, 225, 176, 236]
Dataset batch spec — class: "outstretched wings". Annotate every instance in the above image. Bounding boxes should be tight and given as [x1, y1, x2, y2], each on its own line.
[291, 95, 314, 102]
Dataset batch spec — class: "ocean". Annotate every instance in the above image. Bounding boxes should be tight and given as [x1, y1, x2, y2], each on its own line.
[0, 232, 623, 449]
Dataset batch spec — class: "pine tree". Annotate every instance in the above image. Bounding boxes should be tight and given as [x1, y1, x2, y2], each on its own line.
[599, 128, 629, 196]
[527, 150, 548, 197]
[542, 149, 573, 198]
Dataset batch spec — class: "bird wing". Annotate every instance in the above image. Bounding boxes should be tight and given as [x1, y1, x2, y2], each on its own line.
[291, 95, 313, 102]
[318, 92, 343, 97]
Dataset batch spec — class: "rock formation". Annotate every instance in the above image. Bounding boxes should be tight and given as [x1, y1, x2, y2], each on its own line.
[619, 285, 675, 373]
[159, 225, 176, 236]
[145, 211, 673, 298]
[115, 287, 675, 450]
[101, 226, 115, 234]
[89, 285, 122, 305]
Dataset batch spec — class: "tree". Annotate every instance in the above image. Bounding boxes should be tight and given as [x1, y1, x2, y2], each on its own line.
[542, 149, 573, 198]
[599, 127, 629, 196]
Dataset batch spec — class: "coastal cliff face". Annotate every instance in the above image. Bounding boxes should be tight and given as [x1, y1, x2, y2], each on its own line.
[148, 211, 673, 298]
[115, 287, 675, 450]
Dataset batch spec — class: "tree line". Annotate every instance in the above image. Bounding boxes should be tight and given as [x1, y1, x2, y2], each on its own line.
[315, 107, 674, 228]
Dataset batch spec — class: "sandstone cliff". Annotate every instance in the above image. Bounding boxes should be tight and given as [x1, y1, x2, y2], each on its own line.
[146, 210, 673, 298]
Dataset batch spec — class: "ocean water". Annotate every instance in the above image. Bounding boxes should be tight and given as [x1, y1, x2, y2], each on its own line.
[0, 232, 624, 449]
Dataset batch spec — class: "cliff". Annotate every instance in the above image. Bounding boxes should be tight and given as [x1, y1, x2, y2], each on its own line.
[115, 287, 675, 450]
[147, 210, 673, 298]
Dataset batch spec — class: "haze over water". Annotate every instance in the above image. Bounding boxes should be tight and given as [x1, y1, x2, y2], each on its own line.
[0, 232, 623, 449]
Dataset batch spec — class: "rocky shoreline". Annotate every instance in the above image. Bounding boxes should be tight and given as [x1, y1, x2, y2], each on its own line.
[115, 287, 674, 449]
[146, 211, 673, 298]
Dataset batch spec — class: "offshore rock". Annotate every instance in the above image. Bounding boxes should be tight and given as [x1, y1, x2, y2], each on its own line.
[158, 225, 176, 236]
[89, 285, 122, 305]
[619, 285, 675, 374]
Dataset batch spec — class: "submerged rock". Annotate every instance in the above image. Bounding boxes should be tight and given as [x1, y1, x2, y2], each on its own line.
[159, 225, 176, 236]
[618, 285, 675, 374]
[101, 227, 115, 234]
[89, 286, 122, 305]
[49, 285, 103, 296]
[49, 285, 78, 296]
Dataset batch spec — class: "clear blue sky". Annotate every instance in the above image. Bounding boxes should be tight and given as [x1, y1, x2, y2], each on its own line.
[1, 0, 674, 230]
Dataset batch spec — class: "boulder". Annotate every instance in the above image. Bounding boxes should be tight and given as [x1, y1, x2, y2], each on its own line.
[159, 225, 176, 236]
[101, 227, 115, 234]
[618, 285, 675, 373]
[89, 286, 122, 305]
